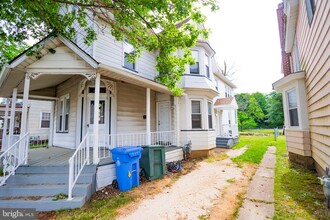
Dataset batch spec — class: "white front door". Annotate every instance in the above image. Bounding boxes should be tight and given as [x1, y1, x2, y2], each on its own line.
[87, 94, 109, 146]
[157, 101, 171, 132]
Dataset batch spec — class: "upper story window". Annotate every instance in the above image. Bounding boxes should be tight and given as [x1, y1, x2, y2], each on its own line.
[123, 42, 136, 71]
[190, 50, 199, 74]
[191, 100, 202, 129]
[57, 94, 70, 132]
[305, 0, 316, 25]
[287, 89, 299, 127]
[40, 112, 51, 128]
[205, 54, 210, 78]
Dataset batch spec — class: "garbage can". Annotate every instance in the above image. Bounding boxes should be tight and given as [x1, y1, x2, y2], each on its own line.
[140, 145, 165, 180]
[110, 146, 142, 191]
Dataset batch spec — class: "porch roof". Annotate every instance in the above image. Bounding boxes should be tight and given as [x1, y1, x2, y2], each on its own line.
[0, 35, 99, 98]
[214, 97, 238, 110]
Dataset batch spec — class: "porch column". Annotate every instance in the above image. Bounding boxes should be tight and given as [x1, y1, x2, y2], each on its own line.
[93, 73, 100, 164]
[8, 88, 17, 148]
[48, 101, 54, 147]
[146, 88, 151, 145]
[2, 98, 9, 150]
[174, 96, 180, 146]
[20, 74, 30, 137]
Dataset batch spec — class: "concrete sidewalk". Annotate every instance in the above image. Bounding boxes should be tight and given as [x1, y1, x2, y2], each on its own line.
[237, 146, 276, 220]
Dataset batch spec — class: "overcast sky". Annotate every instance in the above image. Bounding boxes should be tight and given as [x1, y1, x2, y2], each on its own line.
[205, 0, 283, 94]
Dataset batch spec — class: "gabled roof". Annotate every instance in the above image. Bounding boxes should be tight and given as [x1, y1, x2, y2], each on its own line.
[214, 97, 238, 110]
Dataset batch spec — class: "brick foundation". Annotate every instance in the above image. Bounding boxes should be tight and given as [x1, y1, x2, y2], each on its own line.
[288, 152, 315, 170]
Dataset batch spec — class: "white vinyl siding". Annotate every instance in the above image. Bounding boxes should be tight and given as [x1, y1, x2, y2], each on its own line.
[305, 0, 315, 25]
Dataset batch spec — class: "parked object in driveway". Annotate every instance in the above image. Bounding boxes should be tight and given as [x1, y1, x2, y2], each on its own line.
[140, 145, 165, 180]
[318, 167, 330, 209]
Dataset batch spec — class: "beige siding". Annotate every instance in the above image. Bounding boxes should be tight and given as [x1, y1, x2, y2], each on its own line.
[27, 100, 52, 136]
[53, 76, 83, 148]
[180, 130, 216, 151]
[116, 82, 156, 134]
[72, 12, 94, 56]
[296, 0, 330, 169]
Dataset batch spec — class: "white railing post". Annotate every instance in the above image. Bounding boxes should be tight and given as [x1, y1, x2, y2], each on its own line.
[87, 134, 90, 165]
[8, 88, 17, 149]
[68, 158, 74, 200]
[2, 98, 9, 151]
[93, 73, 100, 164]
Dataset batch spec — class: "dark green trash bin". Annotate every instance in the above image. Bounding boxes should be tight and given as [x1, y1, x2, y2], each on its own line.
[140, 145, 165, 180]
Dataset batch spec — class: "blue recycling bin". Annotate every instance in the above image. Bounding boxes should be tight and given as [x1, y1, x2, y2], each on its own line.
[110, 146, 142, 191]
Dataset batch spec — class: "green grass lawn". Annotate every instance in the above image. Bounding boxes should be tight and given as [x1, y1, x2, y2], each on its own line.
[274, 136, 330, 220]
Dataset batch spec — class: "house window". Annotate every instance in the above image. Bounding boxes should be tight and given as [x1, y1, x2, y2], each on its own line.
[123, 41, 136, 70]
[190, 50, 199, 74]
[287, 90, 299, 126]
[40, 112, 51, 128]
[294, 44, 301, 72]
[208, 102, 212, 129]
[205, 54, 210, 78]
[191, 101, 202, 129]
[57, 94, 70, 132]
[305, 0, 315, 25]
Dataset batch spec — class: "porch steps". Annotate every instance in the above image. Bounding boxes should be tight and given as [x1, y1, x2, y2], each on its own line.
[0, 165, 96, 211]
[216, 137, 239, 148]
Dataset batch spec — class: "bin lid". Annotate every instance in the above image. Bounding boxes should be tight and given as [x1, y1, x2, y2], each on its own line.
[110, 146, 142, 155]
[141, 145, 165, 148]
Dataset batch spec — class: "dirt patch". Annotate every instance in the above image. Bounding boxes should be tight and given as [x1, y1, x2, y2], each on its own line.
[208, 164, 257, 220]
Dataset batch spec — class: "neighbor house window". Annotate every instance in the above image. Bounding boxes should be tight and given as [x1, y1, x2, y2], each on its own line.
[190, 50, 199, 74]
[40, 112, 51, 128]
[58, 94, 70, 132]
[288, 90, 299, 126]
[191, 101, 202, 129]
[123, 41, 136, 70]
[205, 54, 210, 78]
[208, 102, 212, 129]
[305, 0, 315, 25]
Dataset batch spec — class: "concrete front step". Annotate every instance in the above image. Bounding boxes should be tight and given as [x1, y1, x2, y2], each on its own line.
[16, 165, 96, 174]
[0, 183, 92, 198]
[0, 196, 87, 211]
[7, 173, 94, 185]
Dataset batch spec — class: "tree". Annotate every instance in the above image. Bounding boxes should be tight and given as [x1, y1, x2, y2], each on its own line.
[266, 91, 284, 128]
[251, 92, 268, 127]
[0, 0, 219, 95]
[235, 93, 251, 112]
[237, 110, 256, 131]
[0, 39, 29, 69]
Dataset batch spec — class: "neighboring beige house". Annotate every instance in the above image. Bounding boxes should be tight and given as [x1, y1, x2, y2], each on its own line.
[273, 0, 329, 175]
[0, 100, 52, 150]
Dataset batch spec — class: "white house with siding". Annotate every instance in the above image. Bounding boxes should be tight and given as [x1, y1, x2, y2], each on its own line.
[0, 16, 238, 210]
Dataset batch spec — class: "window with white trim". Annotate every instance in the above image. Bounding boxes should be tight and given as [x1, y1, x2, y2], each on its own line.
[208, 101, 212, 129]
[123, 41, 136, 70]
[287, 90, 299, 126]
[190, 50, 199, 74]
[205, 54, 210, 78]
[57, 94, 70, 132]
[191, 100, 202, 129]
[40, 112, 51, 128]
[305, 0, 315, 25]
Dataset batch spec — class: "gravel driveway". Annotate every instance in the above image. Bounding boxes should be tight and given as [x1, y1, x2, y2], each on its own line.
[118, 147, 248, 220]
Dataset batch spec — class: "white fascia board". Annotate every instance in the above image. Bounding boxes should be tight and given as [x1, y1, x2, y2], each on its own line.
[272, 71, 305, 92]
[0, 65, 11, 90]
[284, 0, 299, 52]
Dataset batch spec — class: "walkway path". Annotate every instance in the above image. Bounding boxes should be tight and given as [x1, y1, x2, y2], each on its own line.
[118, 147, 249, 220]
[237, 146, 276, 220]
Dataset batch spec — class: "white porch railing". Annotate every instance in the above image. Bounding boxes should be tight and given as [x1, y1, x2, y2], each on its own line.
[150, 131, 176, 147]
[221, 124, 239, 137]
[68, 133, 90, 200]
[94, 130, 177, 160]
[0, 133, 29, 186]
[29, 134, 49, 148]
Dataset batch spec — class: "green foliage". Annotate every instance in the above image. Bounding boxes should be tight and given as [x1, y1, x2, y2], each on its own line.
[266, 91, 284, 128]
[0, 0, 219, 96]
[236, 92, 284, 130]
[0, 39, 29, 69]
[274, 136, 330, 219]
